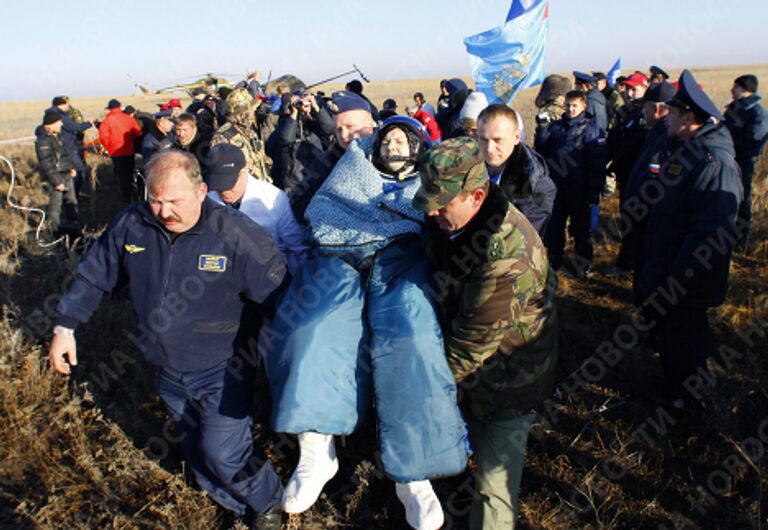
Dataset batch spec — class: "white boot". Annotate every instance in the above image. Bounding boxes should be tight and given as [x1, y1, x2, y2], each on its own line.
[282, 432, 339, 514]
[395, 480, 445, 530]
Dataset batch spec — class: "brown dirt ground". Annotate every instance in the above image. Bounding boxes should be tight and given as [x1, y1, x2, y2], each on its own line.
[1, 69, 767, 529]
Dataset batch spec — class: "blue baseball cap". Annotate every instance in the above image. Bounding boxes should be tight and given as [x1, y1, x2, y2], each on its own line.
[330, 90, 371, 114]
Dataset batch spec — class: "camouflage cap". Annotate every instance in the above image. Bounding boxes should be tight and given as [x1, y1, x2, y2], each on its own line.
[413, 136, 487, 212]
[226, 87, 260, 115]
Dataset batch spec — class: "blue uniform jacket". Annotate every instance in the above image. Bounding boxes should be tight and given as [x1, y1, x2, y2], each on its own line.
[638, 122, 743, 308]
[586, 88, 608, 133]
[56, 198, 286, 372]
[535, 112, 607, 199]
[724, 94, 768, 162]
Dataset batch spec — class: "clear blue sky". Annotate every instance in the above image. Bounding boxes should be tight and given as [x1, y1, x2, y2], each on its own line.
[1, 0, 765, 102]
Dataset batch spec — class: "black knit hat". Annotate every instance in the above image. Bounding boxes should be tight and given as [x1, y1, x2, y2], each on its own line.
[52, 96, 68, 106]
[43, 110, 61, 125]
[734, 75, 758, 93]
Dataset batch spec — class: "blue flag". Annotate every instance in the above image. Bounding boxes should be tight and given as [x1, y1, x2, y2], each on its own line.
[506, 0, 542, 21]
[607, 57, 621, 88]
[464, 0, 549, 105]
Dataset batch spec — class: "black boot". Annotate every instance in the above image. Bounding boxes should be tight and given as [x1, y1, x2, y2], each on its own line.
[250, 505, 282, 530]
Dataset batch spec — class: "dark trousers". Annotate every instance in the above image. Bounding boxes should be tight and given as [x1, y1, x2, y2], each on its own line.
[47, 181, 79, 233]
[156, 358, 282, 517]
[111, 155, 136, 203]
[736, 156, 754, 245]
[67, 148, 87, 197]
[545, 189, 593, 271]
[656, 306, 711, 399]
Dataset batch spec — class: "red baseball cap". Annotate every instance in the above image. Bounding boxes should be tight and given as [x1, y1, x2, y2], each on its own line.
[167, 98, 182, 108]
[625, 73, 649, 88]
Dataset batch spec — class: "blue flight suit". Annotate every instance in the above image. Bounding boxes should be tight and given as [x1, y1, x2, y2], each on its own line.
[55, 198, 287, 518]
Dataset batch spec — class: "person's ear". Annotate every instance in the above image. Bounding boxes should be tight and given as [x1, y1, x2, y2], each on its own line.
[471, 188, 486, 206]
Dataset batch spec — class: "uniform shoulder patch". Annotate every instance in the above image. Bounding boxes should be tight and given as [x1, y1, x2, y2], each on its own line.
[198, 254, 227, 272]
[124, 244, 145, 254]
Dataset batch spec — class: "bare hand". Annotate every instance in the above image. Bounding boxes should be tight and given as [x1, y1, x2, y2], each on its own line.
[49, 333, 77, 374]
[69, 169, 76, 177]
[55, 183, 66, 192]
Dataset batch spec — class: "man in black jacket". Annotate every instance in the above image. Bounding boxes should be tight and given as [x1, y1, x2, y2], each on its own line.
[35, 110, 79, 235]
[266, 92, 334, 193]
[435, 78, 470, 140]
[288, 90, 376, 222]
[536, 91, 608, 279]
[476, 104, 556, 236]
[47, 96, 93, 196]
[174, 112, 210, 166]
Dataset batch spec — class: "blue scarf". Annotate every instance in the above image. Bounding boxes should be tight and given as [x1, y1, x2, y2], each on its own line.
[306, 137, 424, 251]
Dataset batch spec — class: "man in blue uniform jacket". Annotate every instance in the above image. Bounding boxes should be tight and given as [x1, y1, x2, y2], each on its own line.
[637, 70, 743, 407]
[48, 150, 287, 529]
[723, 74, 768, 247]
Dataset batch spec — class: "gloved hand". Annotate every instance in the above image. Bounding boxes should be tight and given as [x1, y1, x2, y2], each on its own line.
[588, 192, 601, 206]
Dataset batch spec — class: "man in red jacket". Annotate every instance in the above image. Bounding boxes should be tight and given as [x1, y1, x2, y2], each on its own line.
[98, 98, 142, 202]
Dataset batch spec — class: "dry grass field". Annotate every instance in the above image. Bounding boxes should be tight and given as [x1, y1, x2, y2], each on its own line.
[0, 66, 767, 529]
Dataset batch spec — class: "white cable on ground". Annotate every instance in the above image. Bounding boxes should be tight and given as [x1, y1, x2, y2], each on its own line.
[1, 155, 69, 249]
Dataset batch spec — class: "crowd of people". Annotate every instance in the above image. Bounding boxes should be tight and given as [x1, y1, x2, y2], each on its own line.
[41, 66, 767, 529]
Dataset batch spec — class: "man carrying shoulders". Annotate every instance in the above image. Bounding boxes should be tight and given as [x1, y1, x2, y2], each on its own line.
[289, 90, 377, 222]
[49, 150, 287, 529]
[205, 144, 308, 275]
[414, 137, 558, 530]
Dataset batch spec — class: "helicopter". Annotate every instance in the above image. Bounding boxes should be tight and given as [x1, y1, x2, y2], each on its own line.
[129, 64, 371, 98]
[128, 73, 239, 95]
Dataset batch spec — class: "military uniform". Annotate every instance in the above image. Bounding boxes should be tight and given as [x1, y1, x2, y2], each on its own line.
[638, 70, 743, 402]
[415, 137, 558, 530]
[211, 88, 272, 183]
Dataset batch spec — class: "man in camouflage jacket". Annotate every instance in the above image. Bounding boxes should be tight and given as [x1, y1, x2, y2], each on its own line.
[211, 87, 272, 183]
[413, 137, 558, 530]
